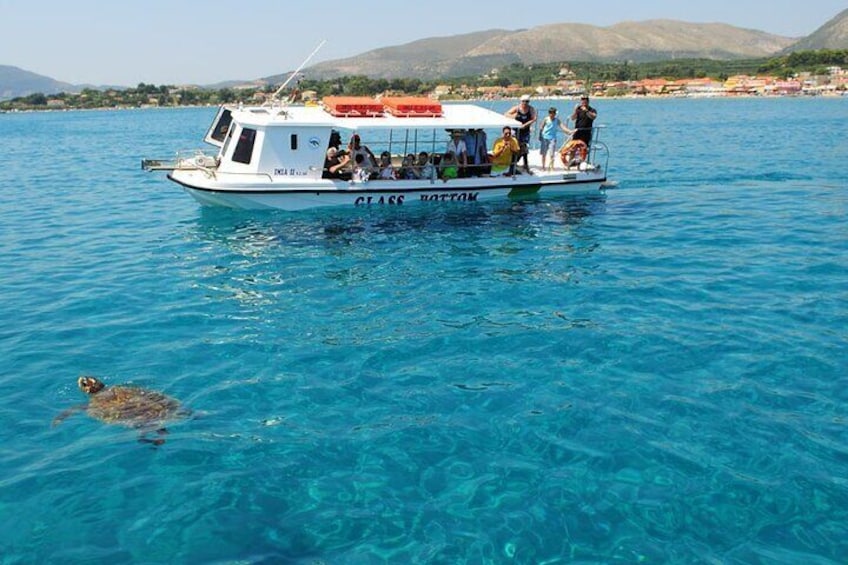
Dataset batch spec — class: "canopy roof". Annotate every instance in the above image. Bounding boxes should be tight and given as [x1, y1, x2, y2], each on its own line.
[230, 102, 520, 130]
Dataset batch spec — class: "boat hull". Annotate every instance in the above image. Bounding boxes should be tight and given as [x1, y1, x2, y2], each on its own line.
[168, 169, 607, 211]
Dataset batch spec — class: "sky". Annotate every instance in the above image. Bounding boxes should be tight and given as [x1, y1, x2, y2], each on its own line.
[1, 0, 844, 86]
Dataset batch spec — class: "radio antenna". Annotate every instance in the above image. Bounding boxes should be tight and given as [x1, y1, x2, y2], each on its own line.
[272, 40, 327, 102]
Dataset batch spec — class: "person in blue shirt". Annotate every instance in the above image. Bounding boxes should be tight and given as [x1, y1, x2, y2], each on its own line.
[462, 128, 490, 177]
[538, 107, 573, 171]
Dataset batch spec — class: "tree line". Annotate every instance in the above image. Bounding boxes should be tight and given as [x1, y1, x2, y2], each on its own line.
[2, 49, 846, 111]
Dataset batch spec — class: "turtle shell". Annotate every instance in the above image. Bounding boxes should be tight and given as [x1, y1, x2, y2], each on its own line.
[86, 385, 183, 428]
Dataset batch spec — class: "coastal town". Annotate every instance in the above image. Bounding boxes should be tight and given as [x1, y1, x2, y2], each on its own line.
[3, 60, 846, 112]
[445, 67, 848, 99]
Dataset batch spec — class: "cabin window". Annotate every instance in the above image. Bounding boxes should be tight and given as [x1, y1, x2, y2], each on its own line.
[290, 134, 298, 151]
[209, 109, 233, 143]
[232, 128, 257, 164]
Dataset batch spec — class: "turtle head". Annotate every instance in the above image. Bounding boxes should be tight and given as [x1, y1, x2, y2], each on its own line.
[78, 376, 106, 395]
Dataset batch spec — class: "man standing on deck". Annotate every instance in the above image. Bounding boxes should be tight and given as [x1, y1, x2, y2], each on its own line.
[504, 94, 537, 174]
[570, 95, 598, 150]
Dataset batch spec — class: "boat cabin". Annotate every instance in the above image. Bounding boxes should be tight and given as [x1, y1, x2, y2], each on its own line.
[201, 97, 520, 182]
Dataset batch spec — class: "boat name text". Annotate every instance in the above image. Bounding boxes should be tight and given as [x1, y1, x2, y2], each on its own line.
[354, 192, 480, 206]
[419, 192, 479, 202]
[274, 168, 309, 177]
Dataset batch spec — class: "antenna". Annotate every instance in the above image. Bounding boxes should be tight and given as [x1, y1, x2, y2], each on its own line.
[272, 40, 327, 101]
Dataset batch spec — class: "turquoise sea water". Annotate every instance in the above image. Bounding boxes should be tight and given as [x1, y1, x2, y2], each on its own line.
[1, 97, 847, 563]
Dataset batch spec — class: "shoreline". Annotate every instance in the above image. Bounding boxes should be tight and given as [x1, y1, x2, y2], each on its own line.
[2, 91, 845, 114]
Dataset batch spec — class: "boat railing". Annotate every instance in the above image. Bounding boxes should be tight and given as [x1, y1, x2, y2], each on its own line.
[142, 150, 219, 177]
[564, 126, 608, 174]
[589, 140, 610, 174]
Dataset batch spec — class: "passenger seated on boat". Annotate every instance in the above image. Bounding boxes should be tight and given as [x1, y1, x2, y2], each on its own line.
[322, 147, 351, 180]
[440, 151, 459, 180]
[399, 153, 418, 179]
[416, 151, 436, 181]
[353, 153, 377, 182]
[378, 151, 398, 180]
[491, 126, 520, 175]
[446, 130, 468, 178]
[348, 134, 377, 168]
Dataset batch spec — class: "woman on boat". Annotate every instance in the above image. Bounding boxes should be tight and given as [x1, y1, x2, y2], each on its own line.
[399, 154, 418, 179]
[322, 147, 351, 180]
[348, 134, 377, 169]
[378, 151, 398, 180]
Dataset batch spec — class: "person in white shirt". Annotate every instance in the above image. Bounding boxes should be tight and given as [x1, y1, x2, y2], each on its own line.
[445, 130, 468, 177]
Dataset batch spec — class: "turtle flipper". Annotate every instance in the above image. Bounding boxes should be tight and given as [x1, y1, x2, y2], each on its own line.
[138, 427, 168, 446]
[51, 405, 86, 427]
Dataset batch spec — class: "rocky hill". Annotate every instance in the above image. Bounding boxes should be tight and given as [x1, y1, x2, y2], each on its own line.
[302, 20, 796, 80]
[783, 8, 848, 52]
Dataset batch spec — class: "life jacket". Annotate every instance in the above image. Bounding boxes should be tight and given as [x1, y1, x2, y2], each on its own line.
[560, 139, 588, 165]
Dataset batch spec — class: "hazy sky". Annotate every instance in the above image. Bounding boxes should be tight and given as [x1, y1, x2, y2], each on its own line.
[1, 0, 844, 86]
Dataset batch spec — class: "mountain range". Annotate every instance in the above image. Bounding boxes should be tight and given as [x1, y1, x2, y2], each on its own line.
[299, 21, 795, 81]
[3, 10, 847, 100]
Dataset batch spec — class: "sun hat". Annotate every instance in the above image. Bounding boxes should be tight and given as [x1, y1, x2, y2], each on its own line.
[520, 94, 531, 101]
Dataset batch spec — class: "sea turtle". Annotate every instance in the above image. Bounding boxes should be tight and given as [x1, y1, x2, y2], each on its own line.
[52, 376, 189, 445]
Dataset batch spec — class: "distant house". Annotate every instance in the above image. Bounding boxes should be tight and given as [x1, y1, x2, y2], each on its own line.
[683, 78, 725, 96]
[601, 81, 629, 96]
[723, 75, 772, 95]
[555, 80, 586, 96]
[474, 86, 503, 99]
[634, 79, 668, 95]
[46, 99, 65, 108]
[433, 84, 452, 97]
[771, 80, 802, 95]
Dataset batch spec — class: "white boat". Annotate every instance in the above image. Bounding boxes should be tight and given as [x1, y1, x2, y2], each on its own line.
[142, 96, 610, 211]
